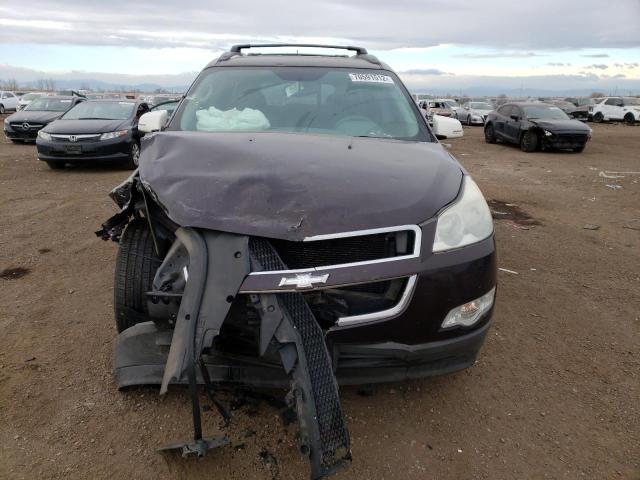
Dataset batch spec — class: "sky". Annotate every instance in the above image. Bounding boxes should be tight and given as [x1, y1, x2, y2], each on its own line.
[1, 0, 639, 94]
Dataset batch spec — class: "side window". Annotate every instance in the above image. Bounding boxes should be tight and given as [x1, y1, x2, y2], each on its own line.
[604, 98, 619, 106]
[511, 107, 521, 118]
[1, 93, 6, 99]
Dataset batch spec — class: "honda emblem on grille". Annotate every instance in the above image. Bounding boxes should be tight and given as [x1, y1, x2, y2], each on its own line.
[279, 273, 330, 289]
[69, 135, 78, 142]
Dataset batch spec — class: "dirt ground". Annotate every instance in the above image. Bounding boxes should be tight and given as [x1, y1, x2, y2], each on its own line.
[1, 121, 638, 480]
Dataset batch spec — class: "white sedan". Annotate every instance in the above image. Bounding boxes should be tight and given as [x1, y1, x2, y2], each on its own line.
[457, 101, 494, 126]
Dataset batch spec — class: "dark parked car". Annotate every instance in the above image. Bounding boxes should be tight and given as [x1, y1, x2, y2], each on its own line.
[3, 96, 84, 143]
[484, 102, 592, 152]
[36, 99, 150, 169]
[97, 44, 497, 478]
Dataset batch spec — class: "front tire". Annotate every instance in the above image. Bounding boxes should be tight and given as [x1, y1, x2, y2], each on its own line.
[520, 130, 538, 153]
[0, 104, 5, 114]
[484, 123, 496, 143]
[593, 112, 604, 123]
[123, 141, 140, 170]
[466, 115, 472, 126]
[624, 113, 636, 125]
[114, 218, 162, 332]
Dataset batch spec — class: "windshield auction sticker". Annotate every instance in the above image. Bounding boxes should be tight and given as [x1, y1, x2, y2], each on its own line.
[348, 73, 394, 84]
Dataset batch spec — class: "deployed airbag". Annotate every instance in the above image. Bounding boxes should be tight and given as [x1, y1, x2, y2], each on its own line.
[195, 107, 270, 132]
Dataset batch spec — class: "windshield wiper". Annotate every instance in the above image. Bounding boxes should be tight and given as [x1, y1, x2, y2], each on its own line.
[76, 117, 114, 120]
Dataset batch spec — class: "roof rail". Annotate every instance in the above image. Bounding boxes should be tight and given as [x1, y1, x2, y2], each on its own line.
[229, 43, 368, 55]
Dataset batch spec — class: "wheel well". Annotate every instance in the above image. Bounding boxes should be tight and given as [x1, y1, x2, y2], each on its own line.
[521, 127, 541, 141]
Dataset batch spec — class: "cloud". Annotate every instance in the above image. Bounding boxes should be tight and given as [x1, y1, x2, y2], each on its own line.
[613, 74, 626, 79]
[547, 62, 571, 66]
[580, 53, 610, 58]
[399, 68, 453, 76]
[0, 0, 638, 52]
[455, 52, 544, 59]
[586, 64, 608, 70]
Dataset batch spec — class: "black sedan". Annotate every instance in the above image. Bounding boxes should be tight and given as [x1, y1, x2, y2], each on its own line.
[484, 102, 592, 153]
[36, 100, 150, 169]
[3, 96, 84, 143]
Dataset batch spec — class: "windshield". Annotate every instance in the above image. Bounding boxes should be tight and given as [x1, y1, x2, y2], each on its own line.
[171, 67, 428, 141]
[62, 101, 135, 120]
[623, 97, 640, 106]
[469, 102, 493, 110]
[444, 100, 459, 107]
[21, 93, 42, 101]
[523, 105, 570, 120]
[25, 97, 73, 112]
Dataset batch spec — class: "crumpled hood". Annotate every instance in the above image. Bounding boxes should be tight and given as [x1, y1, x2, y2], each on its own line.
[138, 131, 463, 241]
[44, 119, 129, 134]
[6, 110, 63, 125]
[530, 119, 591, 133]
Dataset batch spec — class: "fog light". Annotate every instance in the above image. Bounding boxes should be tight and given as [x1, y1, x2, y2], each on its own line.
[441, 287, 496, 329]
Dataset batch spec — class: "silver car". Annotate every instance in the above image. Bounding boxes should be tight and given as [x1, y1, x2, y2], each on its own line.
[458, 101, 494, 126]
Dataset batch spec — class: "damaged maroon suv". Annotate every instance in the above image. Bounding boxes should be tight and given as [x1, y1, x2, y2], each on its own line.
[97, 44, 497, 479]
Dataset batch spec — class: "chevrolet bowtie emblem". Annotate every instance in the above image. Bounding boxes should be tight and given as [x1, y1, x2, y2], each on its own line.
[279, 273, 330, 289]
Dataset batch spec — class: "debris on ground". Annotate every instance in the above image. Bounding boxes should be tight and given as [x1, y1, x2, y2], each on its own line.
[583, 224, 601, 230]
[0, 266, 31, 280]
[488, 200, 541, 227]
[498, 268, 519, 275]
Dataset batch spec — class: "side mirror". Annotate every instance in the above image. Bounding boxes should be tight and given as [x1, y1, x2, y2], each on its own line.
[510, 114, 520, 121]
[139, 110, 168, 133]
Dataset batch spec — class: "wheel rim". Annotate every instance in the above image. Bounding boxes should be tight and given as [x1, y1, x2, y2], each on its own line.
[132, 143, 140, 166]
[0, 105, 4, 114]
[467, 116, 471, 126]
[523, 133, 531, 150]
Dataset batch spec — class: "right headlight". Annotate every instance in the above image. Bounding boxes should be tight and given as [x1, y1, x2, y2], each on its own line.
[433, 176, 493, 252]
[37, 130, 51, 141]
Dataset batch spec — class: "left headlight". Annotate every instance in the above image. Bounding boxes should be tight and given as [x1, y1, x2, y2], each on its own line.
[100, 129, 128, 141]
[3, 118, 9, 126]
[433, 176, 493, 252]
[37, 130, 51, 141]
[543, 130, 553, 136]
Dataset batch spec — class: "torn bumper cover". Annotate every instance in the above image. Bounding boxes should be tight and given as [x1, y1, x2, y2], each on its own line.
[133, 226, 351, 478]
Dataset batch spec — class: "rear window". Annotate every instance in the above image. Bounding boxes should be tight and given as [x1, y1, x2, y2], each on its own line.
[25, 98, 72, 112]
[62, 101, 135, 120]
[171, 67, 430, 141]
